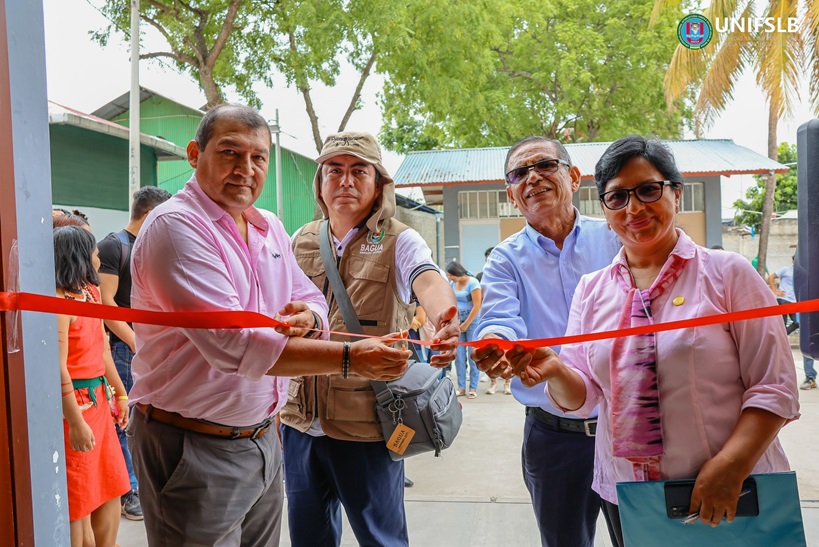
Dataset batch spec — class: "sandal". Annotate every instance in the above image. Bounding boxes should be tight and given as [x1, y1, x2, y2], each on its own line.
[456, 389, 466, 397]
[467, 391, 477, 399]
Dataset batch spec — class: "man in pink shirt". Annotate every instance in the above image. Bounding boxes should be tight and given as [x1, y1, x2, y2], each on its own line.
[128, 105, 410, 547]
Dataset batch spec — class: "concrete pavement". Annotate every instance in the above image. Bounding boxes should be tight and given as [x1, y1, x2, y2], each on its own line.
[118, 348, 819, 546]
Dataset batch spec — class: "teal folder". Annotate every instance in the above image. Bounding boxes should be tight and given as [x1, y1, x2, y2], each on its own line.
[616, 472, 806, 546]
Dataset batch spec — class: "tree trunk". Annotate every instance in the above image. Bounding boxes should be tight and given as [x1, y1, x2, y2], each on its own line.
[337, 51, 377, 132]
[756, 106, 778, 276]
[200, 67, 224, 110]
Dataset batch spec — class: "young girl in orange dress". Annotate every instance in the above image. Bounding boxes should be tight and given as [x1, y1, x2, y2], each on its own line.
[54, 225, 130, 546]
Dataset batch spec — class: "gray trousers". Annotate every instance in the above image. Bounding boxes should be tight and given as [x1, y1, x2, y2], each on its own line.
[129, 408, 283, 547]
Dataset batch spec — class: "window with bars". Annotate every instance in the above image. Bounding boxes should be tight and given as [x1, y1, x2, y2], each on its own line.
[458, 190, 522, 219]
[578, 186, 603, 217]
[577, 182, 705, 216]
[681, 182, 704, 213]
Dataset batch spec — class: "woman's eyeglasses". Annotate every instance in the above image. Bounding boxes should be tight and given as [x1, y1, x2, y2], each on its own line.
[598, 180, 676, 210]
[505, 158, 569, 185]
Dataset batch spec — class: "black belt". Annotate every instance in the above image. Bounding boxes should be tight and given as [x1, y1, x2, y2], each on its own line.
[526, 406, 597, 437]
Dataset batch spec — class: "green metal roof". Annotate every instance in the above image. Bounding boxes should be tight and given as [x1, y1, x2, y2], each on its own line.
[48, 101, 186, 159]
[91, 86, 205, 121]
[393, 139, 788, 187]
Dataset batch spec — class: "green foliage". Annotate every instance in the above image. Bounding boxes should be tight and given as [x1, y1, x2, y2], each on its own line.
[733, 142, 798, 229]
[379, 0, 690, 153]
[92, 0, 271, 108]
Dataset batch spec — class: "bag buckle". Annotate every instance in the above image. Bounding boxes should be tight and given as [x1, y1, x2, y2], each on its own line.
[584, 419, 597, 437]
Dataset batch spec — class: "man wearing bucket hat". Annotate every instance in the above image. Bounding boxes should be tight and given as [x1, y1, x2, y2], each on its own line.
[280, 131, 460, 546]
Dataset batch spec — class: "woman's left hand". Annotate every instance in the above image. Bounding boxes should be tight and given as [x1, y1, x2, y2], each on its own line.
[459, 322, 471, 333]
[116, 398, 129, 428]
[689, 453, 746, 527]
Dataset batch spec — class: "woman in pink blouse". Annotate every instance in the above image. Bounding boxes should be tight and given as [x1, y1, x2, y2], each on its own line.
[475, 135, 799, 547]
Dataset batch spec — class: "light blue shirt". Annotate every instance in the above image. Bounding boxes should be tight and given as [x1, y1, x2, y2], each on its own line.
[476, 209, 621, 417]
[775, 265, 796, 302]
[452, 277, 481, 312]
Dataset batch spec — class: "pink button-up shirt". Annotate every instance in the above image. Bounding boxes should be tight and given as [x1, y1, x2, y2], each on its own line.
[130, 179, 329, 427]
[552, 231, 799, 504]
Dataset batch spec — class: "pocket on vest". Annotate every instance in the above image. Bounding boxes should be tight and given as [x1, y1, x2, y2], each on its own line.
[326, 380, 377, 423]
[346, 258, 390, 319]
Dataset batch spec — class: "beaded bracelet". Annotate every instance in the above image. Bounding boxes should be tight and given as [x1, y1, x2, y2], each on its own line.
[117, 396, 129, 401]
[342, 341, 351, 379]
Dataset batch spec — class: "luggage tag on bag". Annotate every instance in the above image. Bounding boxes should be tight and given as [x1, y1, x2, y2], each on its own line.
[387, 423, 416, 455]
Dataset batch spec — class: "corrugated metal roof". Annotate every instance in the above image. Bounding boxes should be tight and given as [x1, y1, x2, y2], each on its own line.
[393, 139, 787, 187]
[48, 101, 186, 159]
[92, 86, 205, 120]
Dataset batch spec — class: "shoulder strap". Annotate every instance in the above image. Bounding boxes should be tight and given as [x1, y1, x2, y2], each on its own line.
[113, 230, 132, 275]
[319, 220, 363, 335]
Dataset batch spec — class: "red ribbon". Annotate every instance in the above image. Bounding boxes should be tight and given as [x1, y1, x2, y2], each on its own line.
[2, 291, 818, 350]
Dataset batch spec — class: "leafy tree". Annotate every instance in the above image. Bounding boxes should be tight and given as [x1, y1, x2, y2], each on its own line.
[92, 0, 260, 109]
[93, 0, 403, 152]
[734, 142, 797, 230]
[379, 0, 689, 153]
[654, 0, 819, 275]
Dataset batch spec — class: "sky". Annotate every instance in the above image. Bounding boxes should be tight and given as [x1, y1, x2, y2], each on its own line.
[42, 0, 817, 217]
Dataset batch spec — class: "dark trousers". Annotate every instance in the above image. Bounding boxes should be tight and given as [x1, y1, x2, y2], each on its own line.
[129, 408, 283, 547]
[522, 412, 600, 547]
[282, 424, 408, 547]
[777, 298, 799, 334]
[111, 340, 138, 491]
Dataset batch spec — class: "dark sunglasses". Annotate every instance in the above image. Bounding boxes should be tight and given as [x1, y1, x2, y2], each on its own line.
[505, 158, 569, 185]
[598, 180, 677, 210]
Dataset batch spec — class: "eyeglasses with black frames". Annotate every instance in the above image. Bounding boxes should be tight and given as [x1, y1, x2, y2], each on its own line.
[598, 180, 677, 210]
[505, 158, 569, 185]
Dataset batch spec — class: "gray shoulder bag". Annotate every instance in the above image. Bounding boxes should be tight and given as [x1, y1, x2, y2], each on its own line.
[319, 220, 463, 459]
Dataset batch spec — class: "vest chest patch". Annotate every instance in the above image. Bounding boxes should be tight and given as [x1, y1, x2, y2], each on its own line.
[359, 243, 384, 255]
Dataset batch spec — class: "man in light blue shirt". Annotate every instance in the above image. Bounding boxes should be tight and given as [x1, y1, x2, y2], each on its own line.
[473, 136, 620, 547]
[768, 256, 799, 334]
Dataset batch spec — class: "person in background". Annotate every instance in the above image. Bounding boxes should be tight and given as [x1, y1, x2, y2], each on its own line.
[96, 186, 172, 521]
[476, 246, 495, 282]
[54, 225, 130, 547]
[479, 135, 799, 546]
[447, 261, 482, 398]
[768, 255, 799, 334]
[53, 211, 91, 231]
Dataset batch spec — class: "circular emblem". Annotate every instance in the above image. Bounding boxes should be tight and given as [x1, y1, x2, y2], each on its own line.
[677, 14, 713, 50]
[366, 229, 386, 245]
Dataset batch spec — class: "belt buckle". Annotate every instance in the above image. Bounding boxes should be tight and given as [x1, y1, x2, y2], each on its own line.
[583, 419, 597, 437]
[250, 420, 272, 440]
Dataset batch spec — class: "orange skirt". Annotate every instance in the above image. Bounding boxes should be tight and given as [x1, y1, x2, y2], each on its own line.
[63, 384, 130, 521]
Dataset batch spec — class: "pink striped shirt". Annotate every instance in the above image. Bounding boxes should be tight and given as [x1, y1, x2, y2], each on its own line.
[130, 179, 329, 427]
[551, 231, 799, 503]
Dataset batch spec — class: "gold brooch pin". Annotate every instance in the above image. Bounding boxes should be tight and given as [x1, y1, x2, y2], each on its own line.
[672, 296, 685, 306]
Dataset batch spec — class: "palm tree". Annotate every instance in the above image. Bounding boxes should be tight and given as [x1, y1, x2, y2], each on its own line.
[652, 0, 818, 274]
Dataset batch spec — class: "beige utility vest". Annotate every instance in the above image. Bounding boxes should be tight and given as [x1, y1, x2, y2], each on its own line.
[280, 218, 414, 441]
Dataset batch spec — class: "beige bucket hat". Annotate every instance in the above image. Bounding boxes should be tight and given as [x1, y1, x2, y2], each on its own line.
[313, 131, 396, 233]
